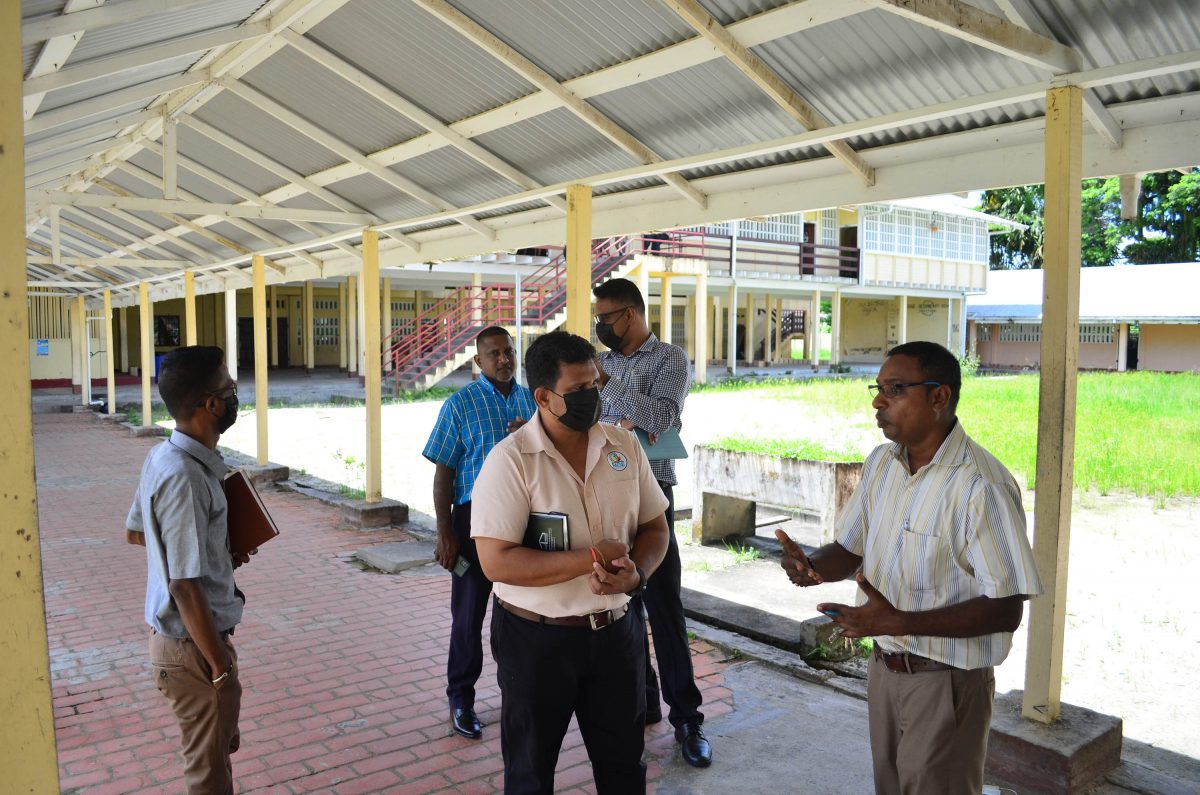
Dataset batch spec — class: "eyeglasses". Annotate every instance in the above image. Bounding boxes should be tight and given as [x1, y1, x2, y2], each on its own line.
[594, 305, 633, 325]
[867, 381, 942, 398]
[205, 384, 237, 400]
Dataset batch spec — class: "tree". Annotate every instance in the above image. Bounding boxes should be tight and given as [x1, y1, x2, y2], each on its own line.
[979, 170, 1200, 269]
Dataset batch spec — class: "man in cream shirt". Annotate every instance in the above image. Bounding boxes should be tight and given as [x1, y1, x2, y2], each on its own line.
[472, 330, 669, 795]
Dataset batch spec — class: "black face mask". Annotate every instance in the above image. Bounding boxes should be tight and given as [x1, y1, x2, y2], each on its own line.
[216, 393, 238, 434]
[595, 320, 624, 351]
[550, 387, 601, 433]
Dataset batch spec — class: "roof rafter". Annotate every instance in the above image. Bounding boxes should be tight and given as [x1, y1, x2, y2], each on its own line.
[866, 0, 1080, 73]
[278, 29, 568, 213]
[660, 0, 874, 187]
[33, 189, 374, 225]
[22, 0, 211, 44]
[218, 77, 497, 241]
[25, 109, 159, 159]
[412, 0, 708, 209]
[23, 0, 106, 121]
[24, 72, 211, 136]
[992, 0, 1122, 148]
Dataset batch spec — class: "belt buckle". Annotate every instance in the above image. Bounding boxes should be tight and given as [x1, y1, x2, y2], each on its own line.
[588, 611, 608, 631]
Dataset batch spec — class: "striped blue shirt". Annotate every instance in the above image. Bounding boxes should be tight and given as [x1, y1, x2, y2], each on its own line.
[422, 377, 537, 505]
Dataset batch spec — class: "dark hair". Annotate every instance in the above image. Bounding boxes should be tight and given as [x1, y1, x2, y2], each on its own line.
[593, 277, 645, 315]
[886, 341, 962, 412]
[475, 326, 511, 348]
[158, 346, 226, 421]
[525, 331, 596, 393]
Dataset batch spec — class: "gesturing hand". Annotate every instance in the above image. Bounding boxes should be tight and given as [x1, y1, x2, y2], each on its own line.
[589, 556, 638, 595]
[817, 574, 902, 638]
[775, 529, 823, 586]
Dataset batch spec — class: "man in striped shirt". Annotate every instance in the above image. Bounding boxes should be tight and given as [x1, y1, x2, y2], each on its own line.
[777, 341, 1042, 795]
[423, 326, 537, 740]
[594, 278, 711, 769]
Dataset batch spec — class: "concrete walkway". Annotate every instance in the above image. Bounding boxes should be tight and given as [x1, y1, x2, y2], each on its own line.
[35, 412, 882, 794]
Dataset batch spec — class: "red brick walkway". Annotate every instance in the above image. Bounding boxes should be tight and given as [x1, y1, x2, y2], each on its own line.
[36, 414, 734, 794]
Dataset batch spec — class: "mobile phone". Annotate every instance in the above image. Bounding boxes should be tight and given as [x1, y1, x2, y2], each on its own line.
[453, 556, 471, 577]
[820, 608, 841, 618]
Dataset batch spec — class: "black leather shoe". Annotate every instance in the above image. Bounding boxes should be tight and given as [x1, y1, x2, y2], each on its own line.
[675, 721, 712, 768]
[451, 707, 482, 739]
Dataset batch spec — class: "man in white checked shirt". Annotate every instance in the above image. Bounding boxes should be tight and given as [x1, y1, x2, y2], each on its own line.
[777, 341, 1042, 795]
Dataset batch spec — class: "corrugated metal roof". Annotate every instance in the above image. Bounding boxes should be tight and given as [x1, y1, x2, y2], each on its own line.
[175, 124, 286, 198]
[472, 107, 641, 186]
[330, 171, 437, 222]
[392, 146, 523, 210]
[696, 0, 793, 27]
[66, 0, 266, 63]
[240, 46, 428, 156]
[968, 264, 1200, 321]
[440, 0, 695, 83]
[36, 54, 204, 113]
[192, 90, 347, 177]
[307, 0, 537, 125]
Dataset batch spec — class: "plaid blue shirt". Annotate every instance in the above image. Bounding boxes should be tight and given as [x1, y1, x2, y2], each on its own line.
[422, 377, 537, 505]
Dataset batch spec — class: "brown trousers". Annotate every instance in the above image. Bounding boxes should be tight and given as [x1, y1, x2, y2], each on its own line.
[149, 630, 242, 795]
[867, 654, 995, 795]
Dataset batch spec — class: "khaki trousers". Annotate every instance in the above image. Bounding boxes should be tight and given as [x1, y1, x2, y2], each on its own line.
[149, 630, 242, 795]
[867, 654, 994, 795]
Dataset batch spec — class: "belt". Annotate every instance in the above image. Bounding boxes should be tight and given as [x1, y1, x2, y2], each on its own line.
[874, 646, 954, 674]
[496, 597, 629, 631]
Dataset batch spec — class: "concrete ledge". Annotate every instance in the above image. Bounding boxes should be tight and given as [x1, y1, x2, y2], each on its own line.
[71, 405, 92, 413]
[341, 497, 409, 530]
[353, 541, 434, 573]
[236, 464, 290, 486]
[121, 422, 167, 438]
[986, 690, 1122, 794]
[95, 412, 128, 423]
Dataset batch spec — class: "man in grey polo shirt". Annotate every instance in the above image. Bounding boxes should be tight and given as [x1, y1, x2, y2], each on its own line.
[126, 346, 244, 795]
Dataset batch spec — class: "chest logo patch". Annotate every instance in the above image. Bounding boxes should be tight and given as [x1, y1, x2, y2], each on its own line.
[607, 451, 628, 471]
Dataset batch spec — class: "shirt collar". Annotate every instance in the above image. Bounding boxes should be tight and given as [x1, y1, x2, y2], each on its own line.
[517, 413, 614, 475]
[889, 418, 967, 469]
[168, 430, 228, 478]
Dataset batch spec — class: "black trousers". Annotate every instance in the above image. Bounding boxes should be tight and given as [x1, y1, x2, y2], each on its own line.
[491, 601, 647, 795]
[636, 481, 704, 728]
[446, 501, 493, 710]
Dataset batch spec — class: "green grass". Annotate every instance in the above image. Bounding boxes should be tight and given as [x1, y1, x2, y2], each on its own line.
[723, 540, 762, 564]
[695, 371, 1200, 498]
[118, 404, 171, 425]
[708, 435, 862, 463]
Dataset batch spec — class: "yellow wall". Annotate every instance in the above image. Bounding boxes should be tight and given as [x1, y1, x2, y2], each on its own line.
[1140, 324, 1200, 372]
[862, 252, 987, 292]
[906, 298, 950, 346]
[840, 298, 890, 362]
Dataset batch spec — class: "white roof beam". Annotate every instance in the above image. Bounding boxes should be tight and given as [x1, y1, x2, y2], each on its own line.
[24, 109, 159, 158]
[279, 29, 568, 213]
[413, 0, 708, 209]
[34, 189, 373, 225]
[661, 0, 874, 187]
[24, 72, 211, 136]
[22, 0, 211, 44]
[56, 210, 149, 260]
[24, 24, 271, 98]
[28, 256, 191, 268]
[219, 77, 497, 240]
[64, 207, 190, 262]
[24, 0, 107, 120]
[81, 206, 210, 263]
[25, 136, 133, 183]
[867, 0, 1079, 73]
[992, 0, 1122, 148]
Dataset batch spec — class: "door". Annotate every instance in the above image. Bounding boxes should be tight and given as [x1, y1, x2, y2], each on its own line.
[276, 318, 289, 368]
[237, 318, 253, 370]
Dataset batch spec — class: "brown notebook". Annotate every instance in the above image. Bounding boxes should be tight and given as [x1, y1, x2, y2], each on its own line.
[223, 470, 280, 555]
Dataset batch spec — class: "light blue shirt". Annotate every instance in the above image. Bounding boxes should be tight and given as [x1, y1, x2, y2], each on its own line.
[126, 431, 242, 638]
[422, 377, 537, 505]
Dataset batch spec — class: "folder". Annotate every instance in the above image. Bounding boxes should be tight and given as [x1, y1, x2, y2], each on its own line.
[634, 427, 689, 461]
[523, 511, 569, 552]
[223, 469, 280, 555]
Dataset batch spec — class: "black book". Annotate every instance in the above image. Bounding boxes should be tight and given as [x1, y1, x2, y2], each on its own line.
[523, 511, 569, 552]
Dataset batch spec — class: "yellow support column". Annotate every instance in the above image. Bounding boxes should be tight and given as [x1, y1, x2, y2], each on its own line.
[338, 282, 348, 370]
[763, 295, 773, 364]
[0, 4, 60, 781]
[104, 290, 116, 413]
[712, 294, 723, 361]
[224, 289, 238, 382]
[831, 290, 842, 366]
[76, 295, 91, 406]
[139, 282, 153, 427]
[775, 298, 784, 363]
[381, 277, 391, 373]
[347, 276, 358, 375]
[685, 295, 696, 360]
[252, 256, 269, 466]
[119, 305, 129, 372]
[694, 274, 708, 384]
[635, 260, 650, 308]
[304, 280, 315, 373]
[184, 271, 197, 345]
[1023, 84, 1084, 724]
[564, 184, 592, 336]
[897, 294, 908, 346]
[268, 286, 278, 368]
[726, 285, 738, 371]
[660, 275, 673, 344]
[745, 292, 756, 362]
[810, 290, 822, 369]
[362, 231, 383, 502]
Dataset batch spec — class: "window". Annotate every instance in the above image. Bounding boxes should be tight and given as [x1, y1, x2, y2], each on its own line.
[1080, 324, 1115, 344]
[999, 323, 1040, 343]
[977, 324, 991, 341]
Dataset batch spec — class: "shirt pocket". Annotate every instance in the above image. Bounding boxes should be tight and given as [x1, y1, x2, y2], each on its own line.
[900, 525, 948, 593]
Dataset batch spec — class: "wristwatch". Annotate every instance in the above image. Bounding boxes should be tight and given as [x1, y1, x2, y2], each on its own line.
[625, 566, 647, 598]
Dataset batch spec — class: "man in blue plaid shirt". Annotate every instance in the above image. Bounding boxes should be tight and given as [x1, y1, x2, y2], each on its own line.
[422, 326, 536, 740]
[594, 278, 712, 769]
